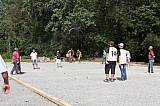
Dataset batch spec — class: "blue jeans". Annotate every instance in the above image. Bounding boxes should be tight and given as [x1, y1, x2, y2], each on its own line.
[148, 59, 154, 73]
[32, 60, 37, 65]
[119, 64, 127, 80]
[78, 56, 80, 60]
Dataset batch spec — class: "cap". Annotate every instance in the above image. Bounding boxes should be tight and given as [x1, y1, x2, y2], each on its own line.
[110, 41, 114, 45]
[118, 43, 124, 47]
[149, 46, 153, 49]
[14, 48, 18, 50]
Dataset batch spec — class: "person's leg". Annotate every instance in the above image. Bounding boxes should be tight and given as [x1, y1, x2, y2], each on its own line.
[78, 56, 80, 63]
[70, 57, 72, 63]
[18, 62, 22, 73]
[56, 59, 58, 67]
[15, 62, 19, 74]
[111, 62, 116, 82]
[120, 64, 126, 80]
[148, 60, 151, 73]
[32, 60, 35, 69]
[11, 62, 16, 74]
[69, 57, 71, 63]
[58, 59, 60, 67]
[127, 58, 130, 67]
[102, 57, 104, 64]
[123, 64, 127, 80]
[119, 65, 123, 80]
[151, 60, 154, 73]
[104, 63, 111, 82]
[67, 57, 69, 62]
[59, 59, 62, 67]
[35, 60, 39, 68]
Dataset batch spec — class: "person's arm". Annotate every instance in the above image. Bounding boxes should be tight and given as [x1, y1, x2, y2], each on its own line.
[30, 53, 32, 60]
[105, 48, 109, 64]
[2, 71, 10, 94]
[117, 50, 120, 65]
[19, 56, 22, 62]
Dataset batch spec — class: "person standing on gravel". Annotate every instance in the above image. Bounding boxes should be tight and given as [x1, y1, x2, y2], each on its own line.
[148, 46, 155, 73]
[30, 49, 39, 69]
[11, 48, 20, 75]
[68, 48, 74, 63]
[117, 43, 128, 81]
[126, 50, 131, 67]
[76, 49, 82, 63]
[104, 41, 117, 82]
[56, 51, 62, 67]
[102, 50, 106, 64]
[17, 48, 22, 73]
[0, 55, 10, 94]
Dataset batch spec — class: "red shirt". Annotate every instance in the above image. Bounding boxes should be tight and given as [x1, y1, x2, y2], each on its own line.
[148, 50, 154, 60]
[12, 51, 19, 62]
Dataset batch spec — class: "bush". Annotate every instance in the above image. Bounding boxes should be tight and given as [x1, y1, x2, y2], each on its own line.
[141, 33, 160, 62]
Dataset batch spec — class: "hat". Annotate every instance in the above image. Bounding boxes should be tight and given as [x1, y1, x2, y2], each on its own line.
[149, 46, 153, 49]
[14, 48, 18, 50]
[57, 51, 59, 52]
[110, 41, 114, 45]
[118, 43, 124, 47]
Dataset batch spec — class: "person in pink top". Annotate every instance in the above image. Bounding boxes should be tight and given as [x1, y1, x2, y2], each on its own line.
[11, 48, 20, 75]
[148, 46, 155, 73]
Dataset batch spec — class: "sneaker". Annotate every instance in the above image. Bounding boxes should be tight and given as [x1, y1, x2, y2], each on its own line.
[103, 79, 109, 82]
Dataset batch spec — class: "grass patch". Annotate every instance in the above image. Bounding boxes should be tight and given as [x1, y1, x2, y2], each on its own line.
[4, 59, 31, 62]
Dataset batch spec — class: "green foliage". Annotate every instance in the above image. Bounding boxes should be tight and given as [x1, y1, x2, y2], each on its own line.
[1, 0, 160, 62]
[141, 33, 160, 62]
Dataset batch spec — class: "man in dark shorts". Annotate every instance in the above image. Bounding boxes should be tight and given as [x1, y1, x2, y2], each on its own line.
[104, 41, 117, 82]
[56, 51, 62, 67]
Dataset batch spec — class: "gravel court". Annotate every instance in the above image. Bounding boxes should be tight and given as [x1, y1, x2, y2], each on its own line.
[6, 62, 160, 106]
[0, 77, 57, 106]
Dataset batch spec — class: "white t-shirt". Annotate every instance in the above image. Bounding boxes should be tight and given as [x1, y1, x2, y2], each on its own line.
[0, 55, 7, 73]
[30, 52, 37, 60]
[118, 49, 127, 64]
[107, 47, 117, 61]
[126, 50, 131, 58]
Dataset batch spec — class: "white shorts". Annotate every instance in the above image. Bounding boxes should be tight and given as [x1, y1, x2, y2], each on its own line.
[56, 59, 61, 63]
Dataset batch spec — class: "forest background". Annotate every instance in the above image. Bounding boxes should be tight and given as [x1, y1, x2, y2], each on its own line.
[1, 0, 160, 62]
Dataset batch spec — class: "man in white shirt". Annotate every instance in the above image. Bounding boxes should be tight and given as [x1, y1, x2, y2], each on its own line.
[117, 43, 127, 81]
[104, 41, 117, 82]
[0, 55, 10, 94]
[30, 49, 39, 69]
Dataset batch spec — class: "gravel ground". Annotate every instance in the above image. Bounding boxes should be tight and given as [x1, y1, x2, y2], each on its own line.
[0, 76, 57, 106]
[5, 62, 160, 106]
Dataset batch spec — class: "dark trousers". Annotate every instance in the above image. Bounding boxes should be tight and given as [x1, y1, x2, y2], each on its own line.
[11, 61, 19, 74]
[105, 61, 116, 74]
[102, 57, 106, 64]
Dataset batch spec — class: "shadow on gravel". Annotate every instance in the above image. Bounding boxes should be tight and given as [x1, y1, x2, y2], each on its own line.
[116, 77, 122, 81]
[19, 72, 26, 75]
